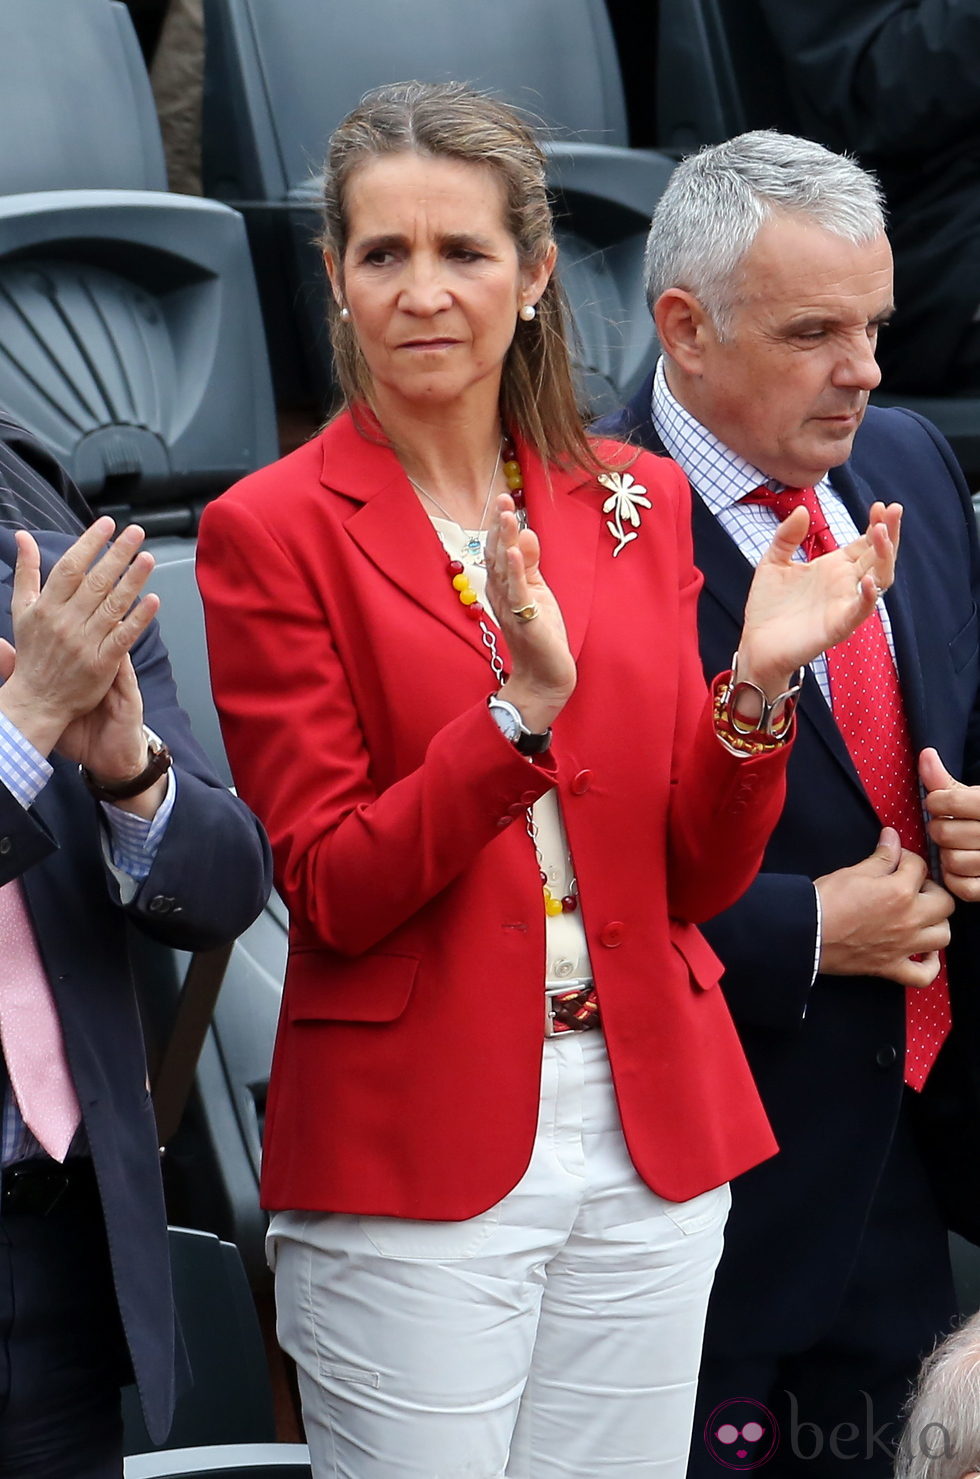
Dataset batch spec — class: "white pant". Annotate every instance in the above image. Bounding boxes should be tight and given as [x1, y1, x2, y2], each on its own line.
[269, 1031, 730, 1479]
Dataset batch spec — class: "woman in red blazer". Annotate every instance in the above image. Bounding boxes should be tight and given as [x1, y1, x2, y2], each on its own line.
[197, 82, 898, 1479]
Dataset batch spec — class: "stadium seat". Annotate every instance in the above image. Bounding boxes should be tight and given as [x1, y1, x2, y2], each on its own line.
[653, 0, 980, 486]
[0, 0, 277, 512]
[123, 1229, 279, 1454]
[128, 545, 288, 1284]
[202, 0, 674, 412]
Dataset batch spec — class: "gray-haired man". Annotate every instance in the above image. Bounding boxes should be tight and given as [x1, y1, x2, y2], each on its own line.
[597, 131, 980, 1475]
[896, 1312, 980, 1479]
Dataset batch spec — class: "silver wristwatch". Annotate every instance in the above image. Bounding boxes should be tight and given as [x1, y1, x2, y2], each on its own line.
[487, 695, 552, 756]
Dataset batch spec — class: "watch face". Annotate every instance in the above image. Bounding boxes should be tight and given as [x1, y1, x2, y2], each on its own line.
[489, 702, 521, 742]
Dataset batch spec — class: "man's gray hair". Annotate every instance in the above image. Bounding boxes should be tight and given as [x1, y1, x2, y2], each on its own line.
[895, 1311, 980, 1479]
[643, 130, 886, 336]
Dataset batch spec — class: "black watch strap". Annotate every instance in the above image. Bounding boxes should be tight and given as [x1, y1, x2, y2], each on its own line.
[82, 728, 173, 802]
[514, 726, 552, 755]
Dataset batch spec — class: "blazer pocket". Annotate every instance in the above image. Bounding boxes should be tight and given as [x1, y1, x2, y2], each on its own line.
[949, 603, 979, 675]
[669, 922, 723, 992]
[286, 950, 418, 1023]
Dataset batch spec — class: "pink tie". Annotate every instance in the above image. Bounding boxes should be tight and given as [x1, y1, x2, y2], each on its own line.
[744, 484, 951, 1089]
[0, 880, 81, 1161]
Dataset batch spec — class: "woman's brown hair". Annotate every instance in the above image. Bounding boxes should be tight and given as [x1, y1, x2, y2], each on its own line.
[320, 80, 607, 474]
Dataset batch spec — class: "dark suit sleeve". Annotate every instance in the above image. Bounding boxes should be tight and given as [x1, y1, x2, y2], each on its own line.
[757, 0, 980, 159]
[0, 417, 92, 533]
[699, 874, 817, 1031]
[106, 615, 274, 950]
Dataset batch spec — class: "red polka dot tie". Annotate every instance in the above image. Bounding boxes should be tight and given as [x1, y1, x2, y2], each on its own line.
[745, 485, 950, 1089]
[0, 880, 81, 1159]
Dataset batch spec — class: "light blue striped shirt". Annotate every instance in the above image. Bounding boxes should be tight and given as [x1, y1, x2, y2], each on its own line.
[0, 708, 176, 1164]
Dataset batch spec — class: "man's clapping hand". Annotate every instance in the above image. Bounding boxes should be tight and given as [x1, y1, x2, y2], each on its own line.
[0, 519, 164, 811]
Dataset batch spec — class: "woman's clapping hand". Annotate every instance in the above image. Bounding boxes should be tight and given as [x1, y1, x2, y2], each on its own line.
[485, 493, 576, 733]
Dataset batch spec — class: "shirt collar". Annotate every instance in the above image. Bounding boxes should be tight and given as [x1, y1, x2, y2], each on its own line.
[650, 357, 833, 509]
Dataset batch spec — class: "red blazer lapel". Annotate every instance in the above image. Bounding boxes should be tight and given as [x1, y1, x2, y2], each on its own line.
[320, 414, 496, 660]
[318, 412, 602, 670]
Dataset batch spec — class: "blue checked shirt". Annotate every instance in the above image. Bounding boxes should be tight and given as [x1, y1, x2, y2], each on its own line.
[0, 709, 176, 1164]
[651, 359, 899, 998]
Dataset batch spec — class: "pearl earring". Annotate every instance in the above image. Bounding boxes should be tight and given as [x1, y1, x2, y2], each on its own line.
[339, 306, 351, 321]
[519, 302, 537, 322]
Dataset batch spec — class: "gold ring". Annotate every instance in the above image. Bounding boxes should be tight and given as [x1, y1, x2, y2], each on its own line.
[511, 602, 539, 623]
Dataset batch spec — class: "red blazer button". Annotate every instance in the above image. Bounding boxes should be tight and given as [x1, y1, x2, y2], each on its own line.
[570, 769, 593, 795]
[496, 815, 513, 829]
[520, 790, 539, 806]
[600, 921, 625, 948]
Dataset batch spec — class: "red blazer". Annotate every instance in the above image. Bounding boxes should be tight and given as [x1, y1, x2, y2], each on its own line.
[197, 411, 785, 1216]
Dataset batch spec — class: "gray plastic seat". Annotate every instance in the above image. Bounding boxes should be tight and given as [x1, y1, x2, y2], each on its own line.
[0, 191, 276, 516]
[654, 0, 980, 486]
[202, 0, 674, 411]
[123, 1229, 279, 1454]
[132, 544, 287, 1284]
[121, 1230, 306, 1476]
[0, 0, 167, 194]
[0, 0, 277, 514]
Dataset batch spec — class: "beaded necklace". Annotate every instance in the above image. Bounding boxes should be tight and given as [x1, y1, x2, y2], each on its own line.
[429, 436, 579, 919]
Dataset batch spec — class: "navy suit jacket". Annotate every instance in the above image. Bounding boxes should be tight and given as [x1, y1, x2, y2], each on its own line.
[596, 379, 980, 1352]
[0, 523, 272, 1441]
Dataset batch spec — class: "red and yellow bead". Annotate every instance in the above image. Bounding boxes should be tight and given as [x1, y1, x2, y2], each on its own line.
[502, 439, 526, 514]
[446, 559, 484, 619]
[541, 872, 579, 916]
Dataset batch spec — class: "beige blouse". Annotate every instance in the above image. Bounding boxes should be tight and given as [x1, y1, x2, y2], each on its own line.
[431, 517, 593, 989]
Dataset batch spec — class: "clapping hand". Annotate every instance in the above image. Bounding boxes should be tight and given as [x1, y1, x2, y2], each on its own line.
[0, 519, 161, 796]
[736, 501, 901, 697]
[484, 493, 576, 733]
[919, 748, 980, 902]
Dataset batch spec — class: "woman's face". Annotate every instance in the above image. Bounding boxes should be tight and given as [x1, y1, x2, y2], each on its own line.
[327, 152, 553, 421]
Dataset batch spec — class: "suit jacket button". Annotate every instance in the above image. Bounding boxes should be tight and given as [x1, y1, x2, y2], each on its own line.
[875, 1045, 898, 1069]
[600, 921, 625, 948]
[0, 836, 11, 855]
[496, 816, 513, 829]
[570, 769, 593, 796]
[148, 895, 175, 914]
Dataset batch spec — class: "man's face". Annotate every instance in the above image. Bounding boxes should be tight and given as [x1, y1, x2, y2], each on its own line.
[674, 215, 894, 487]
